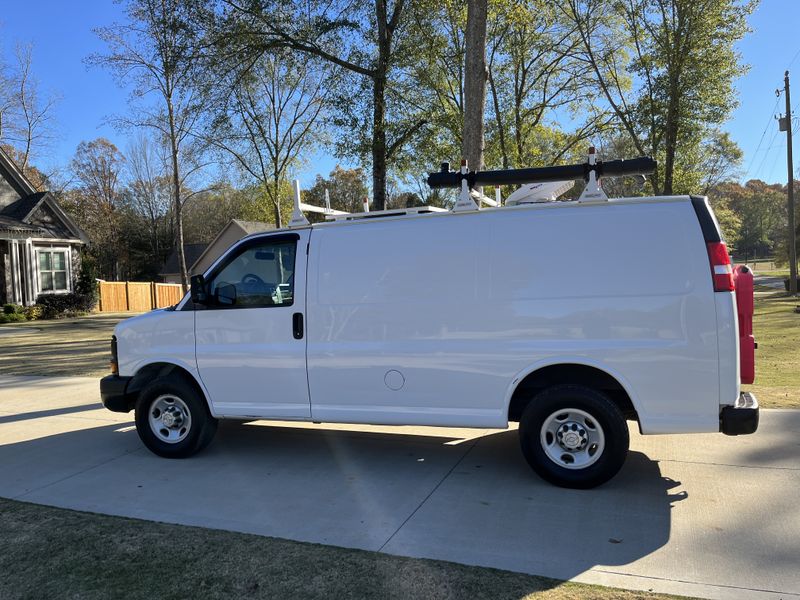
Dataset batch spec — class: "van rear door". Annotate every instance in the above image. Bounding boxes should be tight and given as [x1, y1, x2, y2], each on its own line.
[194, 231, 311, 419]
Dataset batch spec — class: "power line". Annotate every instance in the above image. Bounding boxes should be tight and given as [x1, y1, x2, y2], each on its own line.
[753, 128, 782, 180]
[789, 47, 800, 70]
[766, 137, 786, 183]
[744, 94, 781, 180]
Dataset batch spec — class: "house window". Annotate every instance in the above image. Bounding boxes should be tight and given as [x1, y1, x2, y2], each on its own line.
[38, 250, 69, 293]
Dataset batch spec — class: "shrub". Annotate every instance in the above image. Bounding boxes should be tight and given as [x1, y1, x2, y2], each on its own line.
[75, 253, 99, 303]
[3, 303, 24, 315]
[23, 305, 44, 321]
[36, 293, 96, 319]
[0, 312, 26, 324]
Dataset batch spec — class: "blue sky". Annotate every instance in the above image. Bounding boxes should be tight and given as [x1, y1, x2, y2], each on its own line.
[1, 0, 798, 186]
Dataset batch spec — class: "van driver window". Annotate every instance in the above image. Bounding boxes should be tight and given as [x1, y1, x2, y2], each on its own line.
[208, 241, 296, 308]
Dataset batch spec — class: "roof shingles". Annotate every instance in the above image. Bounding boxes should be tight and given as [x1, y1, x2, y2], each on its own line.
[160, 243, 209, 274]
[0, 193, 47, 222]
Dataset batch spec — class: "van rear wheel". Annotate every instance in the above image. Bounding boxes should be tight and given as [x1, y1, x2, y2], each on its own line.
[519, 385, 628, 489]
[135, 375, 217, 458]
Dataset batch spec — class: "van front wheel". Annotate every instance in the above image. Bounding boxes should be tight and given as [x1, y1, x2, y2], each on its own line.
[135, 375, 217, 458]
[519, 385, 629, 489]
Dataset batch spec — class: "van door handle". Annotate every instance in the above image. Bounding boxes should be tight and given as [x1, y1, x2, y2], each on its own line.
[292, 313, 304, 339]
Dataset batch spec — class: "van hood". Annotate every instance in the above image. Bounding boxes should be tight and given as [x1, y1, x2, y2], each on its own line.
[114, 308, 171, 337]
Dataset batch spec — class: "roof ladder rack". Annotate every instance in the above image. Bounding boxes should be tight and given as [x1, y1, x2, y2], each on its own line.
[428, 150, 656, 204]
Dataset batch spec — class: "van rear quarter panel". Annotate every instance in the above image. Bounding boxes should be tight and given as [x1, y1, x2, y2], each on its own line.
[306, 198, 720, 433]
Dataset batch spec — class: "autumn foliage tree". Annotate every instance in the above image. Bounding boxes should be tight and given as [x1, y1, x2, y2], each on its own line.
[65, 139, 126, 279]
[305, 166, 370, 216]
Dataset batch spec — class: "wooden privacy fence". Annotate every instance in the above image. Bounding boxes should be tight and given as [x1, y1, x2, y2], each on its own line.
[98, 281, 185, 312]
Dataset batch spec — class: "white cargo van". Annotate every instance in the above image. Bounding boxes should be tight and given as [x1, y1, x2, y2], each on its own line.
[100, 156, 758, 488]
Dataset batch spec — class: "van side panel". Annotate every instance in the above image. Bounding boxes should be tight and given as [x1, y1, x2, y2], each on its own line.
[306, 198, 721, 433]
[485, 202, 720, 433]
[307, 216, 509, 427]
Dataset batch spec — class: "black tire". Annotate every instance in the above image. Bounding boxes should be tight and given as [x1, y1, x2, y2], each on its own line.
[519, 384, 629, 489]
[135, 375, 218, 458]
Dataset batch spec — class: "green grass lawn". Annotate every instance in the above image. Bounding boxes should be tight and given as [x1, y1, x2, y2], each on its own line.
[754, 269, 789, 278]
[745, 291, 800, 408]
[0, 498, 685, 600]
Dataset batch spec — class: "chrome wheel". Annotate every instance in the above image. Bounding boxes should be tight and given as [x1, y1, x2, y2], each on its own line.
[540, 407, 605, 470]
[148, 394, 192, 444]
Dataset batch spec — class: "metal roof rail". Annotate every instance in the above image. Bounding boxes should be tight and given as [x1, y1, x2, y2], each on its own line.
[325, 205, 447, 221]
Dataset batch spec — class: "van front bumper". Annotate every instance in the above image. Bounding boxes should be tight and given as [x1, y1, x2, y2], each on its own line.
[100, 375, 135, 413]
[720, 392, 759, 435]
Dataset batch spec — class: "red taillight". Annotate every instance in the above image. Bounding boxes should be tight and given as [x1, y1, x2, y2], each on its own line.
[707, 242, 735, 292]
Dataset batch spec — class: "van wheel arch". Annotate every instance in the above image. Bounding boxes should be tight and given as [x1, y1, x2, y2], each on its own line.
[128, 363, 209, 412]
[508, 364, 638, 424]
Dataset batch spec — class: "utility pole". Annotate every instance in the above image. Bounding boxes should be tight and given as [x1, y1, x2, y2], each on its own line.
[779, 71, 797, 294]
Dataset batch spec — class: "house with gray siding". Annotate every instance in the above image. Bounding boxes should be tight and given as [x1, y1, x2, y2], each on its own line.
[0, 147, 89, 306]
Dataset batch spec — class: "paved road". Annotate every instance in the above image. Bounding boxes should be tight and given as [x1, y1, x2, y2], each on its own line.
[753, 274, 787, 290]
[1, 375, 798, 600]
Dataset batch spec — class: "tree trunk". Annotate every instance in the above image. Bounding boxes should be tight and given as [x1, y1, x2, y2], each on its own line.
[662, 70, 680, 195]
[271, 177, 283, 228]
[152, 215, 160, 265]
[372, 71, 388, 210]
[462, 0, 488, 171]
[662, 119, 678, 195]
[166, 96, 188, 291]
[488, 72, 509, 169]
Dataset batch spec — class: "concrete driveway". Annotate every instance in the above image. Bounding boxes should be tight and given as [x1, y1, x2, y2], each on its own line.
[1, 375, 798, 600]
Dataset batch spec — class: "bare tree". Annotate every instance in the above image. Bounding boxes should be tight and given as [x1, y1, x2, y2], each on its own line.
[91, 0, 208, 289]
[206, 51, 328, 227]
[126, 133, 173, 261]
[0, 43, 59, 173]
[0, 56, 13, 141]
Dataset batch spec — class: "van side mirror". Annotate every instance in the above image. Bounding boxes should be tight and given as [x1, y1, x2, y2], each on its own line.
[190, 274, 208, 305]
[215, 283, 237, 306]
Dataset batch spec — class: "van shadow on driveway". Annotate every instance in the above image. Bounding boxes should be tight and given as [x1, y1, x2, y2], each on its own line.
[0, 414, 681, 589]
[0, 403, 100, 425]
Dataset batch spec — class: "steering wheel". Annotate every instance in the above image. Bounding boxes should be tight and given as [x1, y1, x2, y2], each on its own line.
[241, 273, 265, 285]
